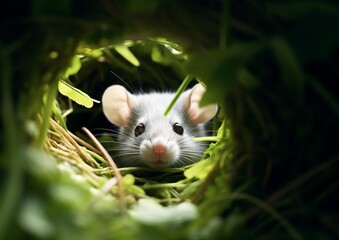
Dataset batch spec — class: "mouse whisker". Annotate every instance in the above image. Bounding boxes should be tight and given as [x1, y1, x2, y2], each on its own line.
[91, 128, 119, 136]
[177, 157, 196, 166]
[98, 140, 120, 143]
[113, 153, 140, 158]
[181, 150, 201, 155]
[100, 83, 218, 168]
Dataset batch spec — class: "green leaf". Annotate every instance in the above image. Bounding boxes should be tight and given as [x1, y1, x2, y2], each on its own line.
[270, 37, 304, 100]
[237, 68, 260, 90]
[58, 80, 99, 108]
[151, 46, 171, 65]
[130, 199, 198, 225]
[185, 49, 234, 106]
[184, 159, 214, 180]
[185, 43, 262, 106]
[25, 147, 57, 180]
[151, 42, 185, 65]
[190, 218, 223, 240]
[49, 182, 91, 208]
[114, 45, 140, 67]
[64, 55, 81, 78]
[19, 197, 55, 238]
[151, 37, 184, 54]
[87, 49, 103, 58]
[123, 174, 145, 195]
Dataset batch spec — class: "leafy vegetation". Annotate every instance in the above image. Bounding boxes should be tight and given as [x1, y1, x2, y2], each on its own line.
[1, 0, 338, 239]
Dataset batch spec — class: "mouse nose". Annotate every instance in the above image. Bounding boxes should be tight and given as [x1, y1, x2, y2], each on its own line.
[153, 143, 167, 157]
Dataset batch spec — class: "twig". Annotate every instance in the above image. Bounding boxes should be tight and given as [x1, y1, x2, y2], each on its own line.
[50, 118, 95, 167]
[68, 130, 102, 155]
[232, 193, 303, 240]
[82, 127, 126, 214]
[56, 155, 102, 187]
[142, 183, 187, 190]
[245, 157, 338, 220]
[244, 92, 269, 138]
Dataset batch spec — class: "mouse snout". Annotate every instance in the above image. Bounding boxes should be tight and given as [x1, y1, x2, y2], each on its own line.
[140, 138, 179, 167]
[152, 143, 167, 157]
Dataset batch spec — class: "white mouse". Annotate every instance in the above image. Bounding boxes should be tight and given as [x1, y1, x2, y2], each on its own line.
[102, 83, 218, 168]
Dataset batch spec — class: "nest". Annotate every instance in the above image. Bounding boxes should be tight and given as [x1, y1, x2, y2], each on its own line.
[1, 1, 338, 239]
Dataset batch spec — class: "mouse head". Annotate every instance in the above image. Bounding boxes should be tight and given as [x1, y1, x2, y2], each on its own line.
[102, 83, 218, 128]
[102, 83, 218, 168]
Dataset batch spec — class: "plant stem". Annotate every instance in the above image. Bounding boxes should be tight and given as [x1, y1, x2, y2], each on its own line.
[164, 75, 193, 116]
[0, 45, 22, 239]
[82, 127, 126, 214]
[191, 154, 222, 204]
[35, 79, 59, 148]
[193, 136, 219, 142]
[245, 158, 337, 221]
[234, 193, 303, 240]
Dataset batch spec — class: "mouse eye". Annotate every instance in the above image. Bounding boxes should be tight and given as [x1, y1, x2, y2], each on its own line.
[134, 123, 145, 137]
[173, 123, 184, 135]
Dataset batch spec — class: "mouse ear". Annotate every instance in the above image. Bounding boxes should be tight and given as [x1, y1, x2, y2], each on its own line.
[102, 85, 135, 127]
[183, 83, 218, 124]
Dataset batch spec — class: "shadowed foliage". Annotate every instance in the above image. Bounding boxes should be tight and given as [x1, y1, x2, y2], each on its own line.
[1, 0, 338, 239]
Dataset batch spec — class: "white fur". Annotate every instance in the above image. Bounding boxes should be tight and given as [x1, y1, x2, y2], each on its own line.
[184, 84, 219, 125]
[102, 83, 218, 168]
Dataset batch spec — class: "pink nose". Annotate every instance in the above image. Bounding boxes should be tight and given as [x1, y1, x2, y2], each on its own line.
[153, 144, 167, 156]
